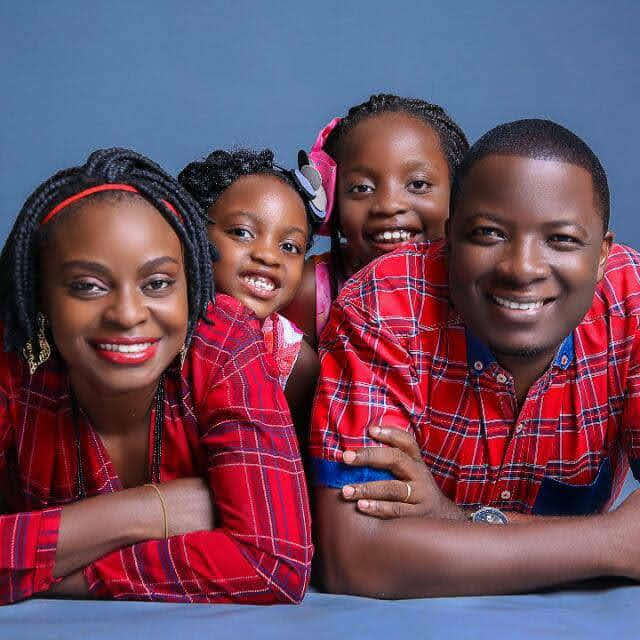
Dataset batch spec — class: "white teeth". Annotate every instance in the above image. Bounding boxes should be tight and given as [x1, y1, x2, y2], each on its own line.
[244, 275, 275, 291]
[492, 295, 544, 311]
[97, 342, 153, 353]
[373, 229, 412, 243]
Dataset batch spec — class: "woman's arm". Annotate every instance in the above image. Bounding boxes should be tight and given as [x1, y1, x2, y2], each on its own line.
[84, 307, 313, 604]
[0, 478, 213, 603]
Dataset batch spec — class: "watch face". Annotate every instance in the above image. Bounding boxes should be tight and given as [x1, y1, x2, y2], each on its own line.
[472, 507, 508, 525]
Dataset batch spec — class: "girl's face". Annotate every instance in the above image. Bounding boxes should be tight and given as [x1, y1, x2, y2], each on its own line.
[40, 195, 188, 398]
[335, 112, 451, 270]
[207, 174, 309, 320]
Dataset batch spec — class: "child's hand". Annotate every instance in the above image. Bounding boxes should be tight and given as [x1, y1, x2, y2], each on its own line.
[340, 425, 465, 521]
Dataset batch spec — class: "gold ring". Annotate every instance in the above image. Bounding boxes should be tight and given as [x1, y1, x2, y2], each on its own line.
[405, 482, 412, 503]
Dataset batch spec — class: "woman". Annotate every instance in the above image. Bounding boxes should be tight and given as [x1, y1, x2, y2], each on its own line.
[0, 148, 311, 604]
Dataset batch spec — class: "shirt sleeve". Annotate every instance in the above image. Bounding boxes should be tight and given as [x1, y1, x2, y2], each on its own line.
[309, 292, 422, 488]
[0, 388, 63, 605]
[622, 323, 640, 482]
[84, 323, 312, 604]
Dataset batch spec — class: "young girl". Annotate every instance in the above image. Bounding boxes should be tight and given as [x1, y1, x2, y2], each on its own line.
[178, 149, 322, 441]
[282, 93, 469, 348]
[0, 148, 311, 604]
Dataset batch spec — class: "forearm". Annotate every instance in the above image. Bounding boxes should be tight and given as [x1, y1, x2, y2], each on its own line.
[54, 485, 162, 578]
[86, 528, 310, 603]
[317, 489, 620, 598]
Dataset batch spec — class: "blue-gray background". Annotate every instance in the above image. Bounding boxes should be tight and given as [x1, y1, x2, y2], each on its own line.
[1, 0, 639, 248]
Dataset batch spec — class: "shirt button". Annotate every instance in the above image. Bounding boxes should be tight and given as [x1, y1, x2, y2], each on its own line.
[496, 373, 507, 384]
[515, 423, 524, 434]
[474, 361, 484, 371]
[500, 490, 511, 500]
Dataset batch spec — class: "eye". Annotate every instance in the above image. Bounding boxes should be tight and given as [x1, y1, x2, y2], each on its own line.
[69, 279, 108, 297]
[227, 227, 254, 240]
[407, 179, 432, 192]
[348, 184, 374, 194]
[469, 226, 506, 242]
[549, 233, 582, 247]
[143, 277, 175, 293]
[281, 241, 303, 255]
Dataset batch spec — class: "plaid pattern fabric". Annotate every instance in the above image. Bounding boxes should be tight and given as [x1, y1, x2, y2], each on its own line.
[0, 294, 312, 604]
[310, 241, 640, 515]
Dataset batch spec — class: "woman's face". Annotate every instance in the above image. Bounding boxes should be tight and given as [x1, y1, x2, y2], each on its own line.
[40, 194, 188, 398]
[207, 174, 309, 320]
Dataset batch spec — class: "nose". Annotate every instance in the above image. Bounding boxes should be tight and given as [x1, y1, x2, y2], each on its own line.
[371, 183, 408, 218]
[496, 237, 549, 285]
[103, 285, 148, 328]
[250, 237, 281, 266]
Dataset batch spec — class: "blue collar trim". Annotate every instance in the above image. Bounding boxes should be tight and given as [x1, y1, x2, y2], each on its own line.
[466, 329, 574, 374]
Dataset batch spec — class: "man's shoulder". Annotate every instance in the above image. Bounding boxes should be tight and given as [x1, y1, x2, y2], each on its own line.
[588, 243, 640, 321]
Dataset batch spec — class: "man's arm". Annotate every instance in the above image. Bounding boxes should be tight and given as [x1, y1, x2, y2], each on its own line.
[315, 486, 639, 598]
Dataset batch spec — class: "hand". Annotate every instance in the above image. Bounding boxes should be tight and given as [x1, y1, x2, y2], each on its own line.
[340, 425, 465, 521]
[151, 478, 215, 538]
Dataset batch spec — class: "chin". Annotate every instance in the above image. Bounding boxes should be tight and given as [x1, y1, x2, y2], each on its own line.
[489, 342, 555, 359]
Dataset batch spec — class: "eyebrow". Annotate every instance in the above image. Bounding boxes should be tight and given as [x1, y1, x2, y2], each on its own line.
[282, 226, 308, 237]
[466, 212, 590, 235]
[61, 256, 181, 276]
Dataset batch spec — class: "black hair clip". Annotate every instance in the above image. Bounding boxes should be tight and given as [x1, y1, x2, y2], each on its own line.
[290, 150, 328, 231]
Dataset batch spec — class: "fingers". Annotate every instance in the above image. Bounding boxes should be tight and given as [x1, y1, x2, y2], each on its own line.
[342, 445, 413, 479]
[342, 480, 415, 504]
[367, 425, 422, 462]
[354, 498, 415, 520]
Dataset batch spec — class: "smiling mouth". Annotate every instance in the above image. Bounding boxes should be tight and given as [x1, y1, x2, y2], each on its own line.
[368, 228, 420, 245]
[91, 339, 160, 365]
[490, 294, 548, 311]
[240, 273, 279, 299]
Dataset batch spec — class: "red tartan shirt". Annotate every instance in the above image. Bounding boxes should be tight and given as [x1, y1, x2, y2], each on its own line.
[310, 241, 640, 515]
[0, 294, 312, 605]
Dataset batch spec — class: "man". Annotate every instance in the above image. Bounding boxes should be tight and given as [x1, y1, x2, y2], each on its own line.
[310, 119, 640, 597]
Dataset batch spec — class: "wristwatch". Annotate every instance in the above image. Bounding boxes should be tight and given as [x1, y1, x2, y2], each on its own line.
[470, 506, 508, 524]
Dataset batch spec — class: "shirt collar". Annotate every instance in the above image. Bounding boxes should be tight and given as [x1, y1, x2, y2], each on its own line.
[466, 329, 574, 374]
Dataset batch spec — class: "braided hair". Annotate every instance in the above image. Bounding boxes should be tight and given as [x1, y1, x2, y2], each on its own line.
[178, 148, 317, 246]
[0, 147, 213, 355]
[322, 93, 469, 295]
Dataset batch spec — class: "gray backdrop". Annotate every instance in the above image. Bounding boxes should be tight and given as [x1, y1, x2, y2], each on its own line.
[1, 0, 639, 247]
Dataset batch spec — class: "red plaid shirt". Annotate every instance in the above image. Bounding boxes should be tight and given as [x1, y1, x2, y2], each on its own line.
[310, 241, 640, 515]
[0, 294, 312, 605]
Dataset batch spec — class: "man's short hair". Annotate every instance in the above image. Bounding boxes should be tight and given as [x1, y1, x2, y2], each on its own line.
[451, 119, 610, 230]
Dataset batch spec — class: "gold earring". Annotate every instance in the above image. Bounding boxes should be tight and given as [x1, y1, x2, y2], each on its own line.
[179, 343, 188, 368]
[22, 313, 51, 375]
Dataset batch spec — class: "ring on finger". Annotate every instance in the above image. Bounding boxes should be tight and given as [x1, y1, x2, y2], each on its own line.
[404, 482, 412, 503]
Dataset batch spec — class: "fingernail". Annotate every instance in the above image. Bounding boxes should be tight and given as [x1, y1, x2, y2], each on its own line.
[369, 426, 381, 436]
[342, 450, 356, 464]
[358, 500, 370, 509]
[342, 485, 354, 498]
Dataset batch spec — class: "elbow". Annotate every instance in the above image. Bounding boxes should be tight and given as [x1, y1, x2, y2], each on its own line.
[261, 551, 312, 605]
[316, 531, 387, 599]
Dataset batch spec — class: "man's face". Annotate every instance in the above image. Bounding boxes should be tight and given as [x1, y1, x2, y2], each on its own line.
[448, 154, 612, 368]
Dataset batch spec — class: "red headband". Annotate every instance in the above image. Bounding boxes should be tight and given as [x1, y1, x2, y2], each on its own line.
[41, 183, 182, 225]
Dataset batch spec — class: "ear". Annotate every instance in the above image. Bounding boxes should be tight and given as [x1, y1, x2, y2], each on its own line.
[596, 231, 614, 282]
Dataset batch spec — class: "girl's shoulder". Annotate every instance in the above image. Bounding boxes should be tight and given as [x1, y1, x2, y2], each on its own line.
[262, 313, 304, 389]
[281, 256, 320, 347]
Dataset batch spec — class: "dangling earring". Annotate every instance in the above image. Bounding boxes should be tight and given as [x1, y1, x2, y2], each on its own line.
[22, 313, 51, 375]
[179, 343, 188, 368]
